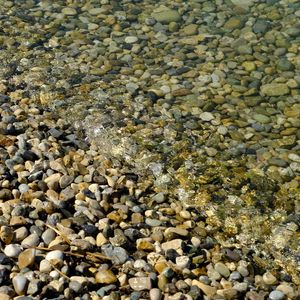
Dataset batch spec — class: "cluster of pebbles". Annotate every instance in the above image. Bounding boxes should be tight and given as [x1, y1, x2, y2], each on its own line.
[0, 97, 298, 300]
[0, 0, 300, 299]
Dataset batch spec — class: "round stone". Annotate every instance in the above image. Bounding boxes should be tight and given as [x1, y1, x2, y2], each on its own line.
[4, 244, 22, 258]
[269, 290, 285, 300]
[214, 262, 230, 278]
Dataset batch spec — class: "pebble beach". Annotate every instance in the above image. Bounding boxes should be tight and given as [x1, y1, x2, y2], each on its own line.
[0, 0, 300, 299]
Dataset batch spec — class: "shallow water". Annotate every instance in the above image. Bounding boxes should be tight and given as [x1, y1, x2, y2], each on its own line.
[1, 0, 300, 283]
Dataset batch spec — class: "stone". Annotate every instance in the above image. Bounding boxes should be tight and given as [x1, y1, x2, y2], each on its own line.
[152, 8, 181, 24]
[200, 112, 214, 121]
[136, 239, 155, 251]
[21, 233, 40, 248]
[4, 244, 22, 258]
[45, 250, 64, 266]
[260, 83, 289, 96]
[253, 114, 270, 124]
[95, 270, 117, 284]
[13, 275, 28, 296]
[124, 36, 138, 44]
[192, 280, 217, 297]
[262, 271, 277, 285]
[161, 239, 184, 253]
[175, 256, 190, 270]
[18, 248, 36, 269]
[128, 277, 152, 291]
[150, 288, 162, 300]
[0, 226, 14, 244]
[269, 290, 285, 300]
[42, 228, 56, 246]
[62, 7, 77, 15]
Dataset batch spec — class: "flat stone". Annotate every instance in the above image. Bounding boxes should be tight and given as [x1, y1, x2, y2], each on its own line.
[260, 83, 289, 96]
[161, 239, 184, 253]
[152, 8, 181, 24]
[128, 277, 152, 291]
[124, 36, 138, 44]
[62, 7, 77, 15]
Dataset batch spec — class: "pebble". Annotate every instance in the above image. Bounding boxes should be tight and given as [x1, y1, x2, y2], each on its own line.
[4, 244, 22, 258]
[263, 271, 277, 285]
[12, 275, 28, 296]
[95, 270, 117, 284]
[150, 288, 162, 300]
[128, 277, 152, 291]
[45, 250, 64, 266]
[269, 290, 285, 300]
[18, 248, 36, 269]
[200, 112, 214, 122]
[214, 262, 230, 278]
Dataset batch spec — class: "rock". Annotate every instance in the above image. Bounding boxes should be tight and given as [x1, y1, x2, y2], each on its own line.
[18, 248, 36, 269]
[21, 233, 40, 248]
[101, 245, 128, 264]
[45, 250, 64, 266]
[95, 270, 117, 284]
[124, 36, 138, 44]
[42, 228, 56, 246]
[262, 271, 277, 285]
[13, 275, 28, 296]
[253, 114, 270, 124]
[192, 280, 217, 298]
[269, 290, 285, 300]
[62, 7, 77, 15]
[128, 277, 152, 291]
[0, 226, 14, 244]
[175, 256, 190, 270]
[200, 112, 214, 121]
[27, 279, 42, 295]
[161, 239, 184, 253]
[150, 288, 162, 300]
[214, 262, 231, 278]
[224, 17, 244, 30]
[152, 8, 181, 24]
[260, 83, 289, 96]
[4, 244, 22, 258]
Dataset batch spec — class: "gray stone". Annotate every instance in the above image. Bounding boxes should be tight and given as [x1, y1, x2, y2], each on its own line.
[214, 262, 230, 278]
[21, 233, 40, 248]
[13, 275, 28, 296]
[101, 245, 128, 264]
[4, 244, 22, 258]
